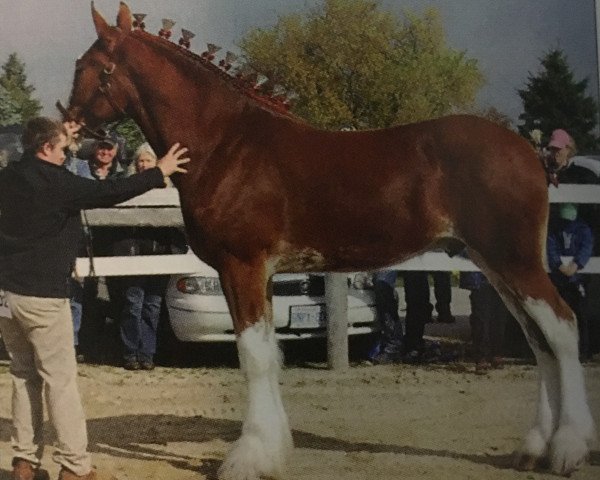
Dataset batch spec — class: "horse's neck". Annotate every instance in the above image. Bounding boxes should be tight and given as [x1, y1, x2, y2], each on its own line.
[124, 38, 245, 158]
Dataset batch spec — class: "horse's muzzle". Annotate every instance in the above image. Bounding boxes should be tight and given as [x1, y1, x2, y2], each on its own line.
[56, 100, 105, 139]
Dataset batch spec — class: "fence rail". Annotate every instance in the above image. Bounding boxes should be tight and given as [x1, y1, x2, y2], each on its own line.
[2, 183, 598, 368]
[75, 184, 600, 276]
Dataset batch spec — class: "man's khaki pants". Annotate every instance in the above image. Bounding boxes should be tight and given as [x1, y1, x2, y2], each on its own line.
[0, 292, 92, 475]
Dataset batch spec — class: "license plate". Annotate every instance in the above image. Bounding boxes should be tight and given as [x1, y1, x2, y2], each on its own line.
[289, 304, 326, 328]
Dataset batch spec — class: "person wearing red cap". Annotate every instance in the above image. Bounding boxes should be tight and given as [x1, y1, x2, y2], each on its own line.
[546, 128, 600, 361]
[546, 128, 576, 173]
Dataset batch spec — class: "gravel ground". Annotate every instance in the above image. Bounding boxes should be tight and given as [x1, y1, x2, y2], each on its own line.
[0, 324, 598, 480]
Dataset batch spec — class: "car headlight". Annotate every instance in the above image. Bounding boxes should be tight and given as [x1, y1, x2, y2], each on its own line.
[351, 272, 374, 290]
[176, 276, 223, 295]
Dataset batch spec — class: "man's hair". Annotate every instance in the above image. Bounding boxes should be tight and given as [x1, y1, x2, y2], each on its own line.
[22, 117, 66, 153]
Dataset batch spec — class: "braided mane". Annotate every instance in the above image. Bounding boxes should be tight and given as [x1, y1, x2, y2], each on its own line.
[131, 29, 297, 119]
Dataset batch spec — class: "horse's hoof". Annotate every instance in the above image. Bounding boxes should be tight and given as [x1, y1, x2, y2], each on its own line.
[218, 433, 286, 480]
[549, 425, 589, 476]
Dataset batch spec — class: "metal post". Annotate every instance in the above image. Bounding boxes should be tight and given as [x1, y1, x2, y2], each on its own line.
[325, 272, 349, 370]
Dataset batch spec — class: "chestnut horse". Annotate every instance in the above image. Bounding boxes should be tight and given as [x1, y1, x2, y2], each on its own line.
[63, 3, 595, 479]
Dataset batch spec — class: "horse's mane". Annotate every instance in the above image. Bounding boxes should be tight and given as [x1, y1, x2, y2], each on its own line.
[130, 29, 297, 120]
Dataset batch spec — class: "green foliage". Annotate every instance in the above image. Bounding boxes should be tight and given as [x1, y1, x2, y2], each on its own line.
[478, 106, 514, 130]
[239, 0, 483, 129]
[0, 53, 42, 125]
[0, 85, 21, 126]
[109, 118, 147, 159]
[518, 49, 598, 153]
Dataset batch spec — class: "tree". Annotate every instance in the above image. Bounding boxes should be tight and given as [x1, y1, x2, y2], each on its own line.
[0, 53, 42, 125]
[239, 0, 483, 129]
[479, 106, 513, 130]
[0, 84, 21, 126]
[518, 49, 598, 153]
[109, 118, 147, 158]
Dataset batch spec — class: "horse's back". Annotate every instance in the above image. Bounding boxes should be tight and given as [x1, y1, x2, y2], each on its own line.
[266, 114, 547, 272]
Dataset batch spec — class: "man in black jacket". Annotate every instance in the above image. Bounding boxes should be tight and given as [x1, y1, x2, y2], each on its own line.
[0, 117, 189, 480]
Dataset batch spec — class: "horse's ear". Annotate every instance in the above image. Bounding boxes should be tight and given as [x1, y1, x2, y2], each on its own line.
[91, 2, 119, 52]
[117, 2, 133, 33]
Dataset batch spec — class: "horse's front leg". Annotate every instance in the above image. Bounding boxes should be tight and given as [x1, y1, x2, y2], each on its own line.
[217, 256, 293, 480]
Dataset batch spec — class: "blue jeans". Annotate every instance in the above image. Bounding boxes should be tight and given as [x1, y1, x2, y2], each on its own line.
[119, 276, 168, 362]
[372, 270, 403, 356]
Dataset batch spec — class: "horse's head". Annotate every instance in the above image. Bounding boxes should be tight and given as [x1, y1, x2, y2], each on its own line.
[64, 2, 136, 129]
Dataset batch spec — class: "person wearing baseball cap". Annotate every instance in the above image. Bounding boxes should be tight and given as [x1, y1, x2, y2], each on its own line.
[89, 132, 124, 180]
[547, 128, 576, 172]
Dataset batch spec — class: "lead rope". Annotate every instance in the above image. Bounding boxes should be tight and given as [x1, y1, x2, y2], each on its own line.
[81, 210, 97, 278]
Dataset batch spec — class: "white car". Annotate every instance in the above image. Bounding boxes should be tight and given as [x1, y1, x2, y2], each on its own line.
[165, 261, 377, 342]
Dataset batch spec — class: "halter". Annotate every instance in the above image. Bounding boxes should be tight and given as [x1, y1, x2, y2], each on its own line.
[97, 62, 128, 117]
[56, 61, 127, 139]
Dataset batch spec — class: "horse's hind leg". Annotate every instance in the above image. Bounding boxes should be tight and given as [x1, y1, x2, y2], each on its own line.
[217, 255, 293, 480]
[470, 251, 596, 475]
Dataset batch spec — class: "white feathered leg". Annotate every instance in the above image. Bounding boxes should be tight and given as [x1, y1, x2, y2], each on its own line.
[516, 351, 560, 470]
[218, 320, 293, 480]
[520, 298, 596, 475]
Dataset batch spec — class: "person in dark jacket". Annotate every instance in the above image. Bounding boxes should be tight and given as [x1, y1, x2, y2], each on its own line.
[78, 133, 128, 363]
[0, 117, 189, 480]
[117, 143, 186, 370]
[547, 203, 594, 360]
[459, 268, 511, 373]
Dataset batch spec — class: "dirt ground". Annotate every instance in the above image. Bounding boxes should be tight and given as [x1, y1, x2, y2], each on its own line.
[0, 320, 598, 480]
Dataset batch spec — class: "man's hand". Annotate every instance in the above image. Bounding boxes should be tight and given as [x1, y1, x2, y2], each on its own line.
[559, 261, 578, 277]
[63, 121, 82, 144]
[157, 143, 190, 177]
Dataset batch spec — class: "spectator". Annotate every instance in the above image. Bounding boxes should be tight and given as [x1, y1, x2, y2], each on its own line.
[402, 270, 455, 362]
[0, 116, 188, 480]
[64, 145, 93, 179]
[402, 271, 430, 358]
[432, 271, 455, 323]
[547, 203, 594, 361]
[117, 143, 186, 370]
[64, 148, 94, 363]
[554, 134, 600, 358]
[460, 268, 510, 373]
[79, 132, 128, 362]
[543, 128, 578, 181]
[88, 132, 126, 181]
[369, 269, 450, 364]
[369, 270, 404, 364]
[405, 271, 455, 325]
[545, 128, 600, 358]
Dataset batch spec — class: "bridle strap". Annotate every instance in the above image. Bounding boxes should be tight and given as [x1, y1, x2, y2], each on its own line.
[56, 61, 127, 138]
[98, 62, 128, 117]
[56, 100, 106, 140]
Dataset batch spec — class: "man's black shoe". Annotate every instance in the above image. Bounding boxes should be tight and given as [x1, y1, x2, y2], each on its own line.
[123, 359, 140, 370]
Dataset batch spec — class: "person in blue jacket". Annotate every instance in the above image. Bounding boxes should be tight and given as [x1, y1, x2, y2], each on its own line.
[547, 202, 594, 360]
